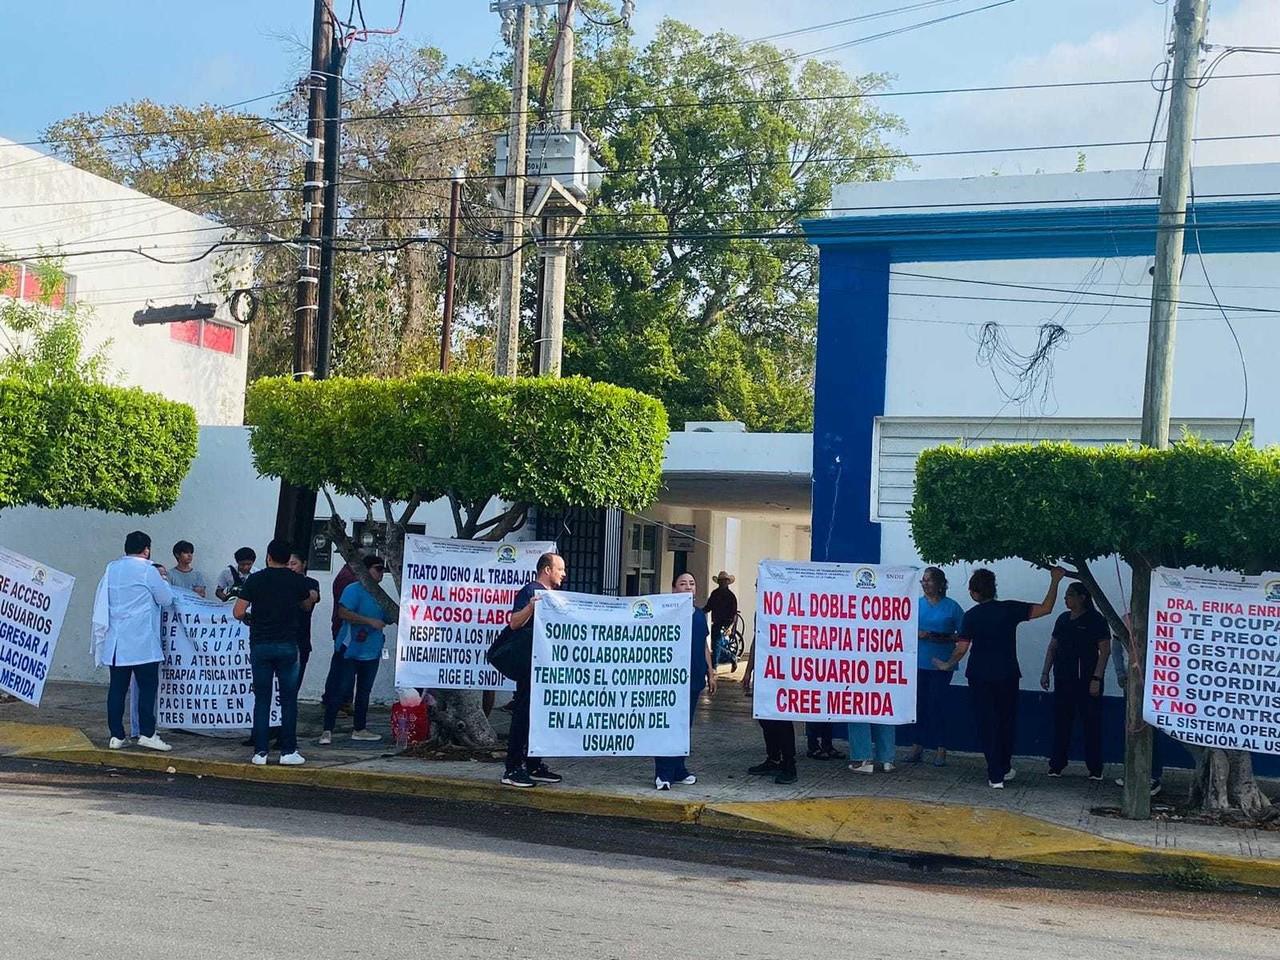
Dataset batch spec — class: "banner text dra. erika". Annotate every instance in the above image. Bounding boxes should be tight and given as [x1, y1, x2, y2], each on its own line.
[753, 561, 918, 724]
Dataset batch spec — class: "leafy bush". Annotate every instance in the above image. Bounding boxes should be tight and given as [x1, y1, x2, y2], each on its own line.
[910, 437, 1280, 573]
[245, 373, 669, 512]
[0, 379, 198, 514]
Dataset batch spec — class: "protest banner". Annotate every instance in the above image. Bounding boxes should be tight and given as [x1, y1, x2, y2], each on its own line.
[529, 591, 692, 757]
[1145, 568, 1280, 754]
[158, 590, 280, 729]
[0, 546, 73, 706]
[753, 561, 918, 724]
[397, 536, 556, 691]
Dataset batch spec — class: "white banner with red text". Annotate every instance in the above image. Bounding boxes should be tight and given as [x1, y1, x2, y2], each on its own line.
[752, 561, 918, 724]
[396, 536, 556, 691]
[159, 590, 280, 729]
[0, 546, 74, 706]
[1144, 568, 1280, 755]
[530, 591, 692, 757]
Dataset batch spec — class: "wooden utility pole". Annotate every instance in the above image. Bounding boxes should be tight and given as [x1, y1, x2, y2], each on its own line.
[440, 176, 462, 372]
[1124, 0, 1209, 820]
[495, 2, 532, 378]
[274, 0, 332, 550]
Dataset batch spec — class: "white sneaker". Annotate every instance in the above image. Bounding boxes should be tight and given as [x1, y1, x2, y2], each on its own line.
[655, 778, 671, 791]
[678, 775, 697, 785]
[251, 753, 268, 766]
[279, 752, 306, 766]
[989, 780, 1005, 789]
[351, 730, 382, 742]
[849, 761, 875, 774]
[108, 737, 130, 750]
[318, 731, 332, 745]
[136, 734, 172, 752]
[882, 762, 895, 773]
[1003, 769, 1017, 782]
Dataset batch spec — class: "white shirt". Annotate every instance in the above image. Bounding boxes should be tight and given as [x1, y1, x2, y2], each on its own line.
[91, 555, 173, 667]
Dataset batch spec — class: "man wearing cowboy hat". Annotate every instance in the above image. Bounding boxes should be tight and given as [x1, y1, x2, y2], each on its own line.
[705, 571, 740, 669]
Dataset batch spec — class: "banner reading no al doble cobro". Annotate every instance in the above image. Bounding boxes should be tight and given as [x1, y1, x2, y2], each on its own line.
[1145, 568, 1280, 754]
[530, 591, 692, 757]
[0, 546, 74, 706]
[397, 536, 555, 691]
[753, 561, 918, 725]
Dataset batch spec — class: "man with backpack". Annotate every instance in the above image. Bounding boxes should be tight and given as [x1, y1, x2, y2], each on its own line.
[215, 547, 257, 602]
[500, 552, 566, 789]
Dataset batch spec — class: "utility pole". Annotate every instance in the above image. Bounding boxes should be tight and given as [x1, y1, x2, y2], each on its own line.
[494, 2, 532, 378]
[1123, 0, 1209, 821]
[440, 174, 462, 372]
[316, 42, 345, 379]
[536, 0, 574, 378]
[274, 0, 332, 552]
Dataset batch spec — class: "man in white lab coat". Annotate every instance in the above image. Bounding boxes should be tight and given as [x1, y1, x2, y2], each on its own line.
[91, 531, 174, 751]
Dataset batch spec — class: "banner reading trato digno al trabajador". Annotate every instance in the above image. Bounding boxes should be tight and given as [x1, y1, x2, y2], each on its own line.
[1145, 567, 1280, 755]
[530, 591, 692, 757]
[0, 546, 74, 706]
[753, 561, 918, 725]
[397, 536, 556, 691]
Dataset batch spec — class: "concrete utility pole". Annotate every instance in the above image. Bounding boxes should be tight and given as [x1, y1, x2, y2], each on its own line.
[536, 1, 574, 378]
[1124, 0, 1209, 821]
[274, 0, 332, 551]
[494, 2, 532, 378]
[440, 174, 462, 372]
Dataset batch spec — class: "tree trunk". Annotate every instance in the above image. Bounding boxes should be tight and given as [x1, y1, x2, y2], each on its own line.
[432, 690, 498, 750]
[1187, 747, 1276, 820]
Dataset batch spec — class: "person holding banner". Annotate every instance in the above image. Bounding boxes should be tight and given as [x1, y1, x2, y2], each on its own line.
[907, 567, 968, 767]
[1040, 581, 1110, 781]
[743, 642, 797, 785]
[91, 531, 174, 752]
[937, 566, 1065, 788]
[654, 572, 715, 790]
[321, 555, 394, 745]
[233, 539, 316, 765]
[501, 552, 566, 789]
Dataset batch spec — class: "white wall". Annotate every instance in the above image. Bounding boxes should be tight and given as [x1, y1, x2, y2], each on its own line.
[0, 139, 250, 425]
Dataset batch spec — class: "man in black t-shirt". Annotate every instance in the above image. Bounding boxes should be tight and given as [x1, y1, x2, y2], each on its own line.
[1040, 582, 1111, 779]
[233, 539, 319, 766]
[939, 566, 1064, 788]
[501, 552, 567, 789]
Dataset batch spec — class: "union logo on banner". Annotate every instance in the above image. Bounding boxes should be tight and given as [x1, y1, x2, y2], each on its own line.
[853, 567, 877, 589]
[1264, 579, 1280, 603]
[631, 599, 655, 620]
[495, 544, 519, 564]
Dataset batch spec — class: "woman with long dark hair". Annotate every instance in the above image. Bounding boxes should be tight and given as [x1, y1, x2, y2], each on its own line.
[1040, 581, 1111, 780]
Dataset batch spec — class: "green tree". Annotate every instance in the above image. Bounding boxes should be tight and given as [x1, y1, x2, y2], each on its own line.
[464, 18, 908, 430]
[911, 439, 1280, 821]
[246, 372, 667, 746]
[0, 257, 197, 513]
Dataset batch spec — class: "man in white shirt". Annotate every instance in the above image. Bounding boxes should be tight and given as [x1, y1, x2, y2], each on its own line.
[91, 531, 175, 752]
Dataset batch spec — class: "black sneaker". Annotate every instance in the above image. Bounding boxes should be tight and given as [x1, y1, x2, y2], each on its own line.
[501, 769, 535, 788]
[527, 764, 563, 784]
[748, 759, 781, 775]
[774, 768, 798, 785]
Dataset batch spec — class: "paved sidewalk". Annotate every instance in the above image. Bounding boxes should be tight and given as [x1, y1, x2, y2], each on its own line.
[3, 679, 1278, 887]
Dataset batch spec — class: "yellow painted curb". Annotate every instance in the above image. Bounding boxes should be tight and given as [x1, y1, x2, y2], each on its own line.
[702, 796, 1280, 890]
[0, 721, 94, 757]
[31, 746, 704, 825]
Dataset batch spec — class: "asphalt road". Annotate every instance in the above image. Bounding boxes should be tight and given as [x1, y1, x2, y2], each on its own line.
[0, 759, 1275, 960]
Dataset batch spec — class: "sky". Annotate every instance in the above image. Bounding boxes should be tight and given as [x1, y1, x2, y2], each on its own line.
[1, 0, 1278, 180]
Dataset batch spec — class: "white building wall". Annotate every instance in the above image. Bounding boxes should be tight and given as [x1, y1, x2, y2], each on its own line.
[0, 138, 250, 425]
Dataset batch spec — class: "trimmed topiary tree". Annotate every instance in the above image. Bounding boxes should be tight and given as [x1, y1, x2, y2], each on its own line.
[246, 372, 669, 747]
[912, 437, 1280, 821]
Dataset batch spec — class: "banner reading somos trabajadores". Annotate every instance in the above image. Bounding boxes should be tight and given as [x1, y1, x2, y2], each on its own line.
[1145, 567, 1280, 755]
[396, 536, 556, 691]
[529, 591, 692, 758]
[753, 561, 918, 725]
[0, 546, 73, 706]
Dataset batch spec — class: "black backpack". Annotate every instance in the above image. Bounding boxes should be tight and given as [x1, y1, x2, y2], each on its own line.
[486, 624, 533, 681]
